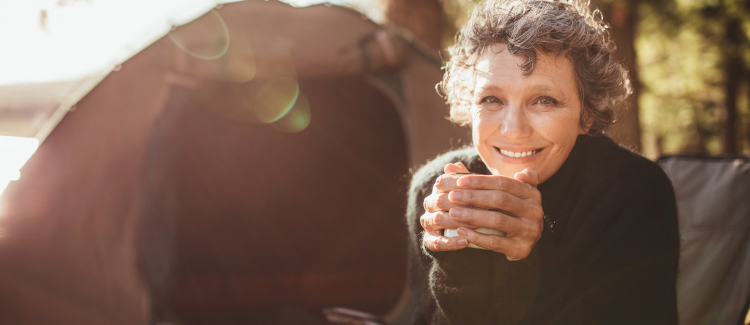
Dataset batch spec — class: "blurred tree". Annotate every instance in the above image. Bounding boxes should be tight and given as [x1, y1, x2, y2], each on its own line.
[691, 0, 750, 155]
[385, 0, 444, 49]
[38, 0, 93, 30]
[39, 9, 49, 31]
[638, 0, 750, 157]
[594, 0, 644, 152]
[721, 17, 745, 154]
[439, 0, 475, 50]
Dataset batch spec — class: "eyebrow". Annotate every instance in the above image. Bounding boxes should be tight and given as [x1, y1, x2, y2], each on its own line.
[475, 82, 562, 94]
[475, 84, 504, 92]
[527, 84, 557, 92]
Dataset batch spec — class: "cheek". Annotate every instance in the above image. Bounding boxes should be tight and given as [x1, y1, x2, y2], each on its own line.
[470, 110, 493, 147]
[470, 108, 482, 144]
[549, 120, 581, 165]
[536, 109, 581, 139]
[471, 122, 483, 151]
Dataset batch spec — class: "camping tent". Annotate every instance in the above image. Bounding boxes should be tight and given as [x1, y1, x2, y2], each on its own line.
[0, 2, 470, 325]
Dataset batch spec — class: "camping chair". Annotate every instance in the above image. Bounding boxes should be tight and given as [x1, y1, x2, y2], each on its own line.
[658, 155, 750, 325]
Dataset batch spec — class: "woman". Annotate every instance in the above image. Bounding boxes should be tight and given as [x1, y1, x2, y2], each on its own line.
[406, 1, 679, 324]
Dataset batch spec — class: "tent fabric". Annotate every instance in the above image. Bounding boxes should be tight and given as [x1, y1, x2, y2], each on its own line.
[143, 79, 409, 324]
[166, 1, 469, 165]
[0, 43, 169, 325]
[0, 2, 469, 325]
[658, 156, 750, 325]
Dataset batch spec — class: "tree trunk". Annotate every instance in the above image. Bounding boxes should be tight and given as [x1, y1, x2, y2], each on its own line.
[385, 0, 443, 50]
[720, 18, 743, 155]
[595, 1, 643, 152]
[747, 78, 750, 153]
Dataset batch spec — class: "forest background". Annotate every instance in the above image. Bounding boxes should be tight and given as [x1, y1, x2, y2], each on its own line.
[343, 0, 750, 159]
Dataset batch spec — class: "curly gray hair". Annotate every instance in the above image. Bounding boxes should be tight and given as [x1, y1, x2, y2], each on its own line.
[438, 0, 632, 135]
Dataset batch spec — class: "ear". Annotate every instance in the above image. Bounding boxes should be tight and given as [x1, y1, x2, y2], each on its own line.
[579, 109, 594, 134]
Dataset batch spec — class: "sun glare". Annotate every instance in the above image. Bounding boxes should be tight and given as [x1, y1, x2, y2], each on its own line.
[0, 0, 224, 195]
[0, 136, 39, 197]
[0, 0, 220, 86]
[0, 0, 369, 195]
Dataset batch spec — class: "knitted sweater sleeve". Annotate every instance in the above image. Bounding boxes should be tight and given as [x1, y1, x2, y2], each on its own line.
[405, 148, 541, 325]
[405, 158, 449, 325]
[405, 148, 484, 325]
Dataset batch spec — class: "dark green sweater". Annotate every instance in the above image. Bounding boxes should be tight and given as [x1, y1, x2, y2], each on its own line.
[406, 135, 679, 325]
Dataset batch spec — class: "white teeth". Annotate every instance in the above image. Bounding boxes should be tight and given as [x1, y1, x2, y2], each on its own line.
[500, 149, 538, 158]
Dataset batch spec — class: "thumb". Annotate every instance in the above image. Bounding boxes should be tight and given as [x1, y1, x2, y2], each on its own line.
[514, 167, 540, 187]
[444, 162, 470, 174]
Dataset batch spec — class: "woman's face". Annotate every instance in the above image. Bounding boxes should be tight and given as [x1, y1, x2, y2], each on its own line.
[471, 44, 586, 183]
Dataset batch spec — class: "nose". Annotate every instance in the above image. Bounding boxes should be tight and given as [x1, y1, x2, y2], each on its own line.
[500, 103, 531, 138]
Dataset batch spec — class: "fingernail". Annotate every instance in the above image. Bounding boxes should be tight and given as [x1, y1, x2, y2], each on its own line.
[450, 208, 464, 220]
[449, 191, 463, 201]
[457, 238, 468, 246]
[457, 227, 467, 236]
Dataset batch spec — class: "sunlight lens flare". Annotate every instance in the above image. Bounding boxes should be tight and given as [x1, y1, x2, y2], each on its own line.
[168, 9, 230, 60]
[255, 78, 300, 123]
[271, 93, 311, 133]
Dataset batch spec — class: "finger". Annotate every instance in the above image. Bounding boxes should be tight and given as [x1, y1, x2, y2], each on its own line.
[456, 227, 531, 260]
[450, 207, 527, 235]
[434, 173, 460, 193]
[435, 163, 471, 193]
[443, 162, 470, 174]
[448, 189, 531, 214]
[514, 167, 540, 188]
[423, 233, 469, 252]
[424, 192, 463, 213]
[421, 211, 476, 232]
[456, 175, 537, 199]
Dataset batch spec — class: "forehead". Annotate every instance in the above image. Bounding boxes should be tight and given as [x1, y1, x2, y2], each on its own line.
[474, 44, 576, 90]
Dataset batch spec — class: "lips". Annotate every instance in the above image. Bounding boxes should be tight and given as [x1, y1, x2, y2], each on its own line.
[495, 147, 543, 158]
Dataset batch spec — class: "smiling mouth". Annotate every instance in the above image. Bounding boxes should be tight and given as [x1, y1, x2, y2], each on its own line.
[495, 147, 544, 158]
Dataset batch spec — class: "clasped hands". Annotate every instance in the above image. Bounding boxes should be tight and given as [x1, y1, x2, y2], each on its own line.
[421, 162, 544, 261]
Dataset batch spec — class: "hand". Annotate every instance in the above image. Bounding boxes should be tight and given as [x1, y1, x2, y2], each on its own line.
[421, 164, 544, 261]
[449, 168, 543, 261]
[420, 162, 475, 252]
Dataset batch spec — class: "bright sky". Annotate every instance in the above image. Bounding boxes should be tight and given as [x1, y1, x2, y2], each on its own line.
[0, 0, 375, 85]
[0, 0, 375, 197]
[0, 0, 220, 195]
[0, 0, 219, 85]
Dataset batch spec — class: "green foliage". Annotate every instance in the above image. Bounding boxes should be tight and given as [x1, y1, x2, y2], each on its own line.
[637, 0, 750, 157]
